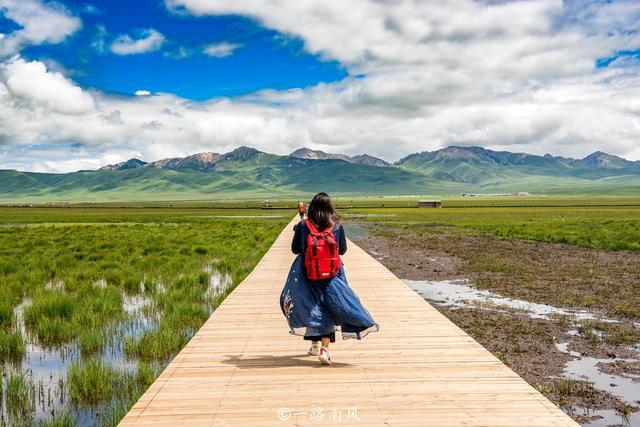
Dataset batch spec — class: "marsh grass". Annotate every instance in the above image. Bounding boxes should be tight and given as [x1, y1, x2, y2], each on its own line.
[67, 359, 115, 405]
[6, 371, 35, 424]
[0, 303, 13, 328]
[346, 204, 640, 251]
[0, 301, 25, 360]
[123, 328, 190, 362]
[32, 412, 75, 426]
[0, 330, 25, 360]
[0, 207, 289, 424]
[78, 329, 104, 355]
[578, 320, 640, 346]
[67, 358, 159, 409]
[552, 378, 597, 400]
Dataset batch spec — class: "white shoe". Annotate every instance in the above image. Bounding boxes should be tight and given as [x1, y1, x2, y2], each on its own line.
[308, 343, 320, 356]
[318, 346, 331, 365]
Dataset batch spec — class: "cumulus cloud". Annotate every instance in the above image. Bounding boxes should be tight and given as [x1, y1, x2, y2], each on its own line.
[110, 28, 165, 55]
[134, 90, 152, 96]
[1, 0, 640, 172]
[202, 42, 241, 57]
[0, 0, 81, 56]
[2, 57, 95, 114]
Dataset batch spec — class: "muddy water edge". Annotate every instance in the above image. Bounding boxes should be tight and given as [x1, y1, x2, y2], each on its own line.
[346, 222, 640, 426]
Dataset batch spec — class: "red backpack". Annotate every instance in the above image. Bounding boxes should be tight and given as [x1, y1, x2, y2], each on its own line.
[304, 219, 341, 281]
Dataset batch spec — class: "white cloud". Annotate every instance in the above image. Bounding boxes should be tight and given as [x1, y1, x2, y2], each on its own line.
[2, 57, 95, 114]
[203, 42, 241, 57]
[1, 0, 640, 172]
[0, 0, 81, 56]
[110, 28, 165, 55]
[134, 90, 152, 96]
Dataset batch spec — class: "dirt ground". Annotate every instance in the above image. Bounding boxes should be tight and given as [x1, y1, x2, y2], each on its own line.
[350, 223, 640, 424]
[355, 224, 640, 320]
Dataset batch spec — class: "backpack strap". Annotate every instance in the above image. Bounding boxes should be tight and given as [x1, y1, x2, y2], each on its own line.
[305, 219, 333, 234]
[305, 219, 319, 256]
[304, 219, 318, 235]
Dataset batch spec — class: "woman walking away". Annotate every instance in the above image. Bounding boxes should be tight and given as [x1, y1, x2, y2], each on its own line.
[280, 192, 379, 365]
[297, 201, 306, 220]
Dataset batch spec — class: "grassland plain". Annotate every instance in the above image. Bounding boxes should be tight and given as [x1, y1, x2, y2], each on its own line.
[2, 197, 639, 425]
[0, 207, 289, 426]
[344, 198, 640, 425]
[345, 197, 640, 251]
[5, 195, 640, 209]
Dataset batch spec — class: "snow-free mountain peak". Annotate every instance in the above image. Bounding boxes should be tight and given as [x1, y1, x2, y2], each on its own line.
[289, 147, 388, 166]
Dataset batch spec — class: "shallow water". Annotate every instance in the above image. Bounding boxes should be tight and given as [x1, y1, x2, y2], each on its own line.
[555, 341, 640, 406]
[204, 269, 233, 305]
[0, 268, 229, 425]
[342, 222, 369, 240]
[405, 278, 640, 426]
[575, 407, 640, 427]
[1, 289, 160, 426]
[403, 279, 616, 322]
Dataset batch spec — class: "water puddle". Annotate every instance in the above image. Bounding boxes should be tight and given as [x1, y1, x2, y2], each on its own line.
[44, 279, 65, 291]
[404, 278, 640, 425]
[555, 340, 640, 406]
[572, 407, 640, 427]
[4, 299, 80, 424]
[3, 266, 241, 425]
[403, 279, 617, 322]
[2, 285, 159, 425]
[123, 293, 152, 315]
[203, 266, 233, 307]
[343, 222, 369, 240]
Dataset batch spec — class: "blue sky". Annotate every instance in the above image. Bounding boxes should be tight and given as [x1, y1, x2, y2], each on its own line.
[12, 0, 347, 99]
[0, 0, 639, 172]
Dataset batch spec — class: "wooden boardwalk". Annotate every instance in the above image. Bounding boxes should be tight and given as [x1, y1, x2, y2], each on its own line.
[120, 218, 577, 426]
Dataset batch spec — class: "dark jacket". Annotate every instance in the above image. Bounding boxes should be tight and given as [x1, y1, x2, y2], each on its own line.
[291, 220, 347, 255]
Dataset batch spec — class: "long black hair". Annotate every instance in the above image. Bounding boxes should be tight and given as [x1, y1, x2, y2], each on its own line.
[307, 192, 339, 230]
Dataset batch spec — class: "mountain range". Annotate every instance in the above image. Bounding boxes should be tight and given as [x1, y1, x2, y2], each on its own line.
[2, 146, 640, 201]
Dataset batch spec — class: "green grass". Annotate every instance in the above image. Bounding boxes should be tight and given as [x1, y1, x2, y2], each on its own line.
[67, 359, 159, 407]
[0, 302, 13, 328]
[6, 371, 35, 424]
[24, 286, 123, 347]
[578, 320, 640, 345]
[3, 197, 636, 424]
[78, 329, 104, 355]
[32, 412, 76, 426]
[0, 299, 25, 361]
[123, 328, 191, 361]
[0, 330, 25, 360]
[345, 201, 640, 251]
[0, 206, 290, 424]
[67, 359, 117, 405]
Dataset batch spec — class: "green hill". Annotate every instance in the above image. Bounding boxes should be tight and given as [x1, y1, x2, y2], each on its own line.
[2, 146, 640, 202]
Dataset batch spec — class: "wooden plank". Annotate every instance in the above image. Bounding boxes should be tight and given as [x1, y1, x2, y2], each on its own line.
[120, 218, 577, 426]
